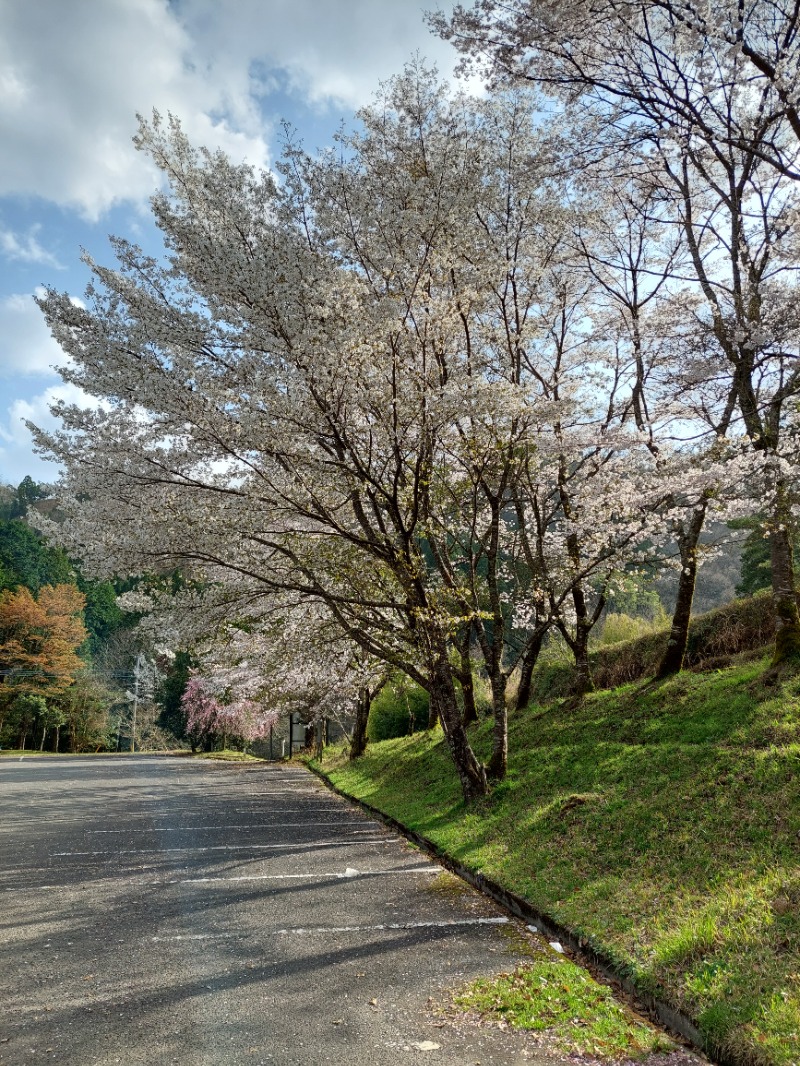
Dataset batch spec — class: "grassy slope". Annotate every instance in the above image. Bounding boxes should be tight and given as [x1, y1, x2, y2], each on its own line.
[316, 656, 800, 1065]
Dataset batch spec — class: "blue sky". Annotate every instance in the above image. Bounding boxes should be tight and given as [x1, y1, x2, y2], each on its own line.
[0, 0, 465, 487]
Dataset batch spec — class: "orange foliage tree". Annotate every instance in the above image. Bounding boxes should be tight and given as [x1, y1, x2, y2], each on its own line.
[0, 584, 87, 702]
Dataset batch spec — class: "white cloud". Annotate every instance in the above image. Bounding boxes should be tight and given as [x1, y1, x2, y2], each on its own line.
[0, 382, 90, 484]
[178, 0, 463, 110]
[0, 0, 463, 219]
[0, 0, 272, 219]
[0, 292, 69, 378]
[0, 224, 63, 269]
[0, 381, 89, 445]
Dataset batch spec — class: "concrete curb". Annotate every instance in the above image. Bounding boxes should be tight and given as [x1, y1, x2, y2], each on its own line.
[304, 759, 730, 1066]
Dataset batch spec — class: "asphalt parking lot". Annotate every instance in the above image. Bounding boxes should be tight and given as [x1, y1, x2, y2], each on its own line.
[1, 755, 565, 1066]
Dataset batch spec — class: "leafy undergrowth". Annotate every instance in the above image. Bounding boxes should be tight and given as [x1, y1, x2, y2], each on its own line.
[315, 655, 800, 1065]
[453, 958, 674, 1059]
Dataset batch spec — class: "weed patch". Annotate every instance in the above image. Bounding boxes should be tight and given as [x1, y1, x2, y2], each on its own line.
[193, 749, 266, 762]
[452, 957, 675, 1059]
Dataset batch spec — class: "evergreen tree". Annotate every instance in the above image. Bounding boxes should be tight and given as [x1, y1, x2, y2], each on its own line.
[77, 577, 127, 658]
[737, 524, 800, 598]
[156, 650, 193, 743]
[0, 519, 74, 593]
[9, 476, 47, 519]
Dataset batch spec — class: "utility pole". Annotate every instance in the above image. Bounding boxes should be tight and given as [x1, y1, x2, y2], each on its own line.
[131, 662, 139, 754]
[131, 652, 146, 754]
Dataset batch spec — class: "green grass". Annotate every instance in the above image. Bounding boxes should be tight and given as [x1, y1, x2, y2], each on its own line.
[453, 958, 674, 1059]
[315, 655, 800, 1065]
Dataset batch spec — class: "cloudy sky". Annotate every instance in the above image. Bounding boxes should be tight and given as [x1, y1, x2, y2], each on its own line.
[0, 0, 465, 486]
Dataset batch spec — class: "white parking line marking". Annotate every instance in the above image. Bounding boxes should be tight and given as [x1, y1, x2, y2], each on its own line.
[176, 865, 440, 884]
[2, 865, 441, 892]
[231, 807, 343, 815]
[85, 820, 379, 834]
[4, 884, 59, 891]
[246, 790, 326, 796]
[152, 917, 509, 941]
[51, 838, 391, 856]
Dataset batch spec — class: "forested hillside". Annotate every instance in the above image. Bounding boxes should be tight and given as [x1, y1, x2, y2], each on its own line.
[0, 478, 173, 752]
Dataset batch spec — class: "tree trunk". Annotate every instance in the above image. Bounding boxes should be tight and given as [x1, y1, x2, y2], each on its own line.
[460, 672, 478, 726]
[458, 642, 478, 726]
[770, 521, 800, 665]
[656, 505, 706, 677]
[571, 624, 594, 696]
[657, 556, 697, 676]
[515, 631, 544, 711]
[485, 673, 508, 781]
[559, 573, 598, 697]
[350, 688, 370, 760]
[429, 646, 488, 801]
[55, 725, 60, 752]
[427, 689, 439, 730]
[40, 725, 46, 751]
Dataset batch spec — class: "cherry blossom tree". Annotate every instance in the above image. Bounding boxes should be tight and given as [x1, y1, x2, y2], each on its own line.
[432, 0, 800, 179]
[35, 68, 585, 797]
[180, 672, 278, 750]
[567, 177, 751, 675]
[198, 597, 386, 759]
[180, 677, 224, 745]
[434, 0, 800, 666]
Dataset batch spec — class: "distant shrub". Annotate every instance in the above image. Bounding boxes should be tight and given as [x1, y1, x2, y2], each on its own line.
[367, 676, 430, 741]
[592, 629, 669, 691]
[526, 591, 779, 702]
[682, 592, 775, 665]
[468, 671, 494, 716]
[526, 659, 575, 704]
[599, 612, 662, 647]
